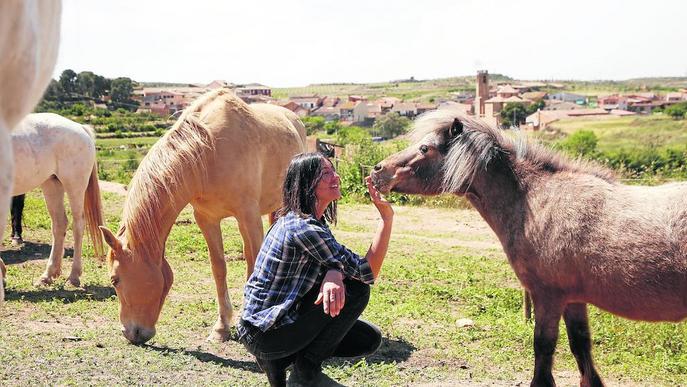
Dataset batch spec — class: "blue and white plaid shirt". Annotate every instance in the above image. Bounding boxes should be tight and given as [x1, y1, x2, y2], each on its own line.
[239, 211, 375, 333]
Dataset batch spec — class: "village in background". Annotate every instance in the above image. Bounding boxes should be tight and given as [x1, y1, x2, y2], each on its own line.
[40, 70, 687, 136]
[132, 71, 687, 131]
[34, 69, 687, 190]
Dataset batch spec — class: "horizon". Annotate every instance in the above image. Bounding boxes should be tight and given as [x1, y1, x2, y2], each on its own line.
[56, 0, 687, 87]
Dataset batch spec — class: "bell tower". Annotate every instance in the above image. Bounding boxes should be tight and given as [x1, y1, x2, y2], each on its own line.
[474, 70, 489, 117]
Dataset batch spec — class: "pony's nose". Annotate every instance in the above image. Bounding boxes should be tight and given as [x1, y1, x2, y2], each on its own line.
[123, 325, 156, 345]
[373, 163, 382, 171]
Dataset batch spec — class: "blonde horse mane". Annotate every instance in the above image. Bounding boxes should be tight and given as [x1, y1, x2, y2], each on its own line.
[118, 89, 237, 261]
[409, 109, 616, 193]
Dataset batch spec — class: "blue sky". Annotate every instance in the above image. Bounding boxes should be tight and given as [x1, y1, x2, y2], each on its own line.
[55, 0, 687, 87]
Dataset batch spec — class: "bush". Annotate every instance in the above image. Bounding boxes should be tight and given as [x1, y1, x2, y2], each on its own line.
[557, 130, 598, 157]
[665, 102, 687, 120]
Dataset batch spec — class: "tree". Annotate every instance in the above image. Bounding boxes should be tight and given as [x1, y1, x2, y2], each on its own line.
[500, 103, 529, 127]
[110, 77, 135, 109]
[301, 116, 325, 135]
[373, 112, 410, 139]
[77, 71, 96, 98]
[43, 79, 63, 101]
[93, 75, 110, 99]
[59, 69, 78, 96]
[336, 125, 370, 146]
[665, 102, 687, 120]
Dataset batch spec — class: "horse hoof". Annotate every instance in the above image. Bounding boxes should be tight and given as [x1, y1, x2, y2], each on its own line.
[207, 327, 237, 342]
[11, 237, 23, 247]
[35, 276, 54, 287]
[67, 277, 82, 288]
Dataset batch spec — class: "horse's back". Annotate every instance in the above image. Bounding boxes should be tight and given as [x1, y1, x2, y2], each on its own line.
[12, 113, 95, 194]
[188, 92, 306, 213]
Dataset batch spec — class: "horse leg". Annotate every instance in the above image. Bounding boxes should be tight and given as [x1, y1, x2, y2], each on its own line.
[530, 291, 565, 387]
[236, 206, 264, 278]
[563, 303, 604, 387]
[65, 186, 86, 287]
[194, 210, 233, 342]
[10, 194, 25, 245]
[36, 178, 67, 286]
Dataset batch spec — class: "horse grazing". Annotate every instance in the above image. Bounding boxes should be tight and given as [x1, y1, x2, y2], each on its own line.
[99, 89, 307, 344]
[371, 111, 687, 387]
[12, 113, 105, 287]
[0, 1, 61, 304]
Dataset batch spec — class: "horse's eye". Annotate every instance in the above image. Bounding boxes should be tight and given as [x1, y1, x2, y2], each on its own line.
[111, 277, 120, 287]
[419, 145, 429, 154]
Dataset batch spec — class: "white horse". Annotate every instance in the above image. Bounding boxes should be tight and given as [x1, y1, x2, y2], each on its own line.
[0, 1, 62, 304]
[12, 113, 105, 288]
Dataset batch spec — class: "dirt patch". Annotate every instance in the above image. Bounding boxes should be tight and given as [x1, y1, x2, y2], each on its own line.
[98, 180, 127, 196]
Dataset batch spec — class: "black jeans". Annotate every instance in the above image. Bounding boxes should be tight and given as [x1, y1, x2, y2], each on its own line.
[240, 278, 381, 383]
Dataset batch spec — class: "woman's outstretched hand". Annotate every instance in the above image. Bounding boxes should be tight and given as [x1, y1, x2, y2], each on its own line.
[315, 269, 346, 317]
[366, 176, 393, 221]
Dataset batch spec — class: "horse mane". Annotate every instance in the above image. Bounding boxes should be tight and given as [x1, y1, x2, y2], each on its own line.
[409, 109, 616, 193]
[119, 89, 239, 261]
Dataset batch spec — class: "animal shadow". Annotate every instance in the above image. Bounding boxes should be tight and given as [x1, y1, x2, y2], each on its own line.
[4, 284, 115, 303]
[2, 241, 74, 264]
[330, 336, 416, 366]
[144, 344, 262, 374]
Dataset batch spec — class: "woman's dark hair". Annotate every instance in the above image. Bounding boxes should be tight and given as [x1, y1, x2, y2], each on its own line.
[276, 152, 338, 224]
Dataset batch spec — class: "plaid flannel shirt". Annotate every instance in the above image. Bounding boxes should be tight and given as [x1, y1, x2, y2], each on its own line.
[239, 211, 375, 334]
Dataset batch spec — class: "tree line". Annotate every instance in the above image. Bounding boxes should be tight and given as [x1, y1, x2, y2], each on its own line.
[39, 69, 139, 111]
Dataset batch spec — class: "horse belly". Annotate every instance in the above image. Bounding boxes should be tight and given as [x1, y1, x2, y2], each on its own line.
[587, 292, 687, 322]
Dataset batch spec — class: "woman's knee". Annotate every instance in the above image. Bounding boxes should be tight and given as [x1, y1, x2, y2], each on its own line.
[345, 279, 370, 303]
[357, 319, 382, 356]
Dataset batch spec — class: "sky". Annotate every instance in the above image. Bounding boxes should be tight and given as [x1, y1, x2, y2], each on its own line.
[55, 0, 687, 87]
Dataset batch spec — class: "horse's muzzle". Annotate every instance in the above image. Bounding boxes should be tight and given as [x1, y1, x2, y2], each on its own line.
[122, 325, 156, 345]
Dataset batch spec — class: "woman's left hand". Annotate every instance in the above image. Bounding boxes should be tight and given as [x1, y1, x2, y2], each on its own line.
[315, 269, 346, 317]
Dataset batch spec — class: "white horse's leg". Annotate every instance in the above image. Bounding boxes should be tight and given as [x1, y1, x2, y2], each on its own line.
[193, 210, 233, 342]
[36, 178, 67, 286]
[65, 185, 86, 287]
[236, 205, 264, 279]
[0, 128, 12, 304]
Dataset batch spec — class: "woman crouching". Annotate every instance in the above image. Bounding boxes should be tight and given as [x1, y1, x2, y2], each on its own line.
[238, 152, 394, 386]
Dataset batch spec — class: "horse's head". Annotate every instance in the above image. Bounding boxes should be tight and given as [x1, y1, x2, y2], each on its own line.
[100, 226, 173, 345]
[371, 116, 464, 195]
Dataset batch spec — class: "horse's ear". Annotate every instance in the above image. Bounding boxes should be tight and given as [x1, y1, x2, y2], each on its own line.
[99, 226, 122, 254]
[449, 118, 463, 138]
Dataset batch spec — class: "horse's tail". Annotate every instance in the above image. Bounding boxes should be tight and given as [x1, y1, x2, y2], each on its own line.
[82, 124, 105, 260]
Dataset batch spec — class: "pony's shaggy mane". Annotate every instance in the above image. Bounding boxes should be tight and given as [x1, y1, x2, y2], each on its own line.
[118, 89, 243, 261]
[409, 109, 616, 193]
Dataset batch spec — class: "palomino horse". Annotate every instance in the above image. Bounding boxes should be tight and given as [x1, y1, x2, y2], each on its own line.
[11, 113, 105, 287]
[0, 1, 61, 304]
[99, 89, 306, 344]
[371, 111, 687, 387]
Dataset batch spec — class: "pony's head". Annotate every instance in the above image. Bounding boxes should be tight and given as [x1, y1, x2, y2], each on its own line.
[100, 226, 173, 345]
[371, 110, 476, 195]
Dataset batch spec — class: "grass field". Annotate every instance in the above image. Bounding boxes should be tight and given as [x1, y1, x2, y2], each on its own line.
[543, 115, 687, 152]
[2, 189, 686, 386]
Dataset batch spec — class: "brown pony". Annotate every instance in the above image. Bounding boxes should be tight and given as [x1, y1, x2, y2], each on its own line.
[99, 89, 306, 344]
[371, 110, 687, 387]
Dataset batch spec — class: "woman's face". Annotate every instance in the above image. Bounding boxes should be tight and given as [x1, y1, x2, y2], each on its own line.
[314, 159, 341, 205]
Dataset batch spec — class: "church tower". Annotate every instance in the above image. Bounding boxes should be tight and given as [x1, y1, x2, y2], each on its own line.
[474, 70, 489, 117]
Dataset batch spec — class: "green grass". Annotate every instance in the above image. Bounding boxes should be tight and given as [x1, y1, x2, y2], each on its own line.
[2, 191, 686, 385]
[541, 115, 687, 153]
